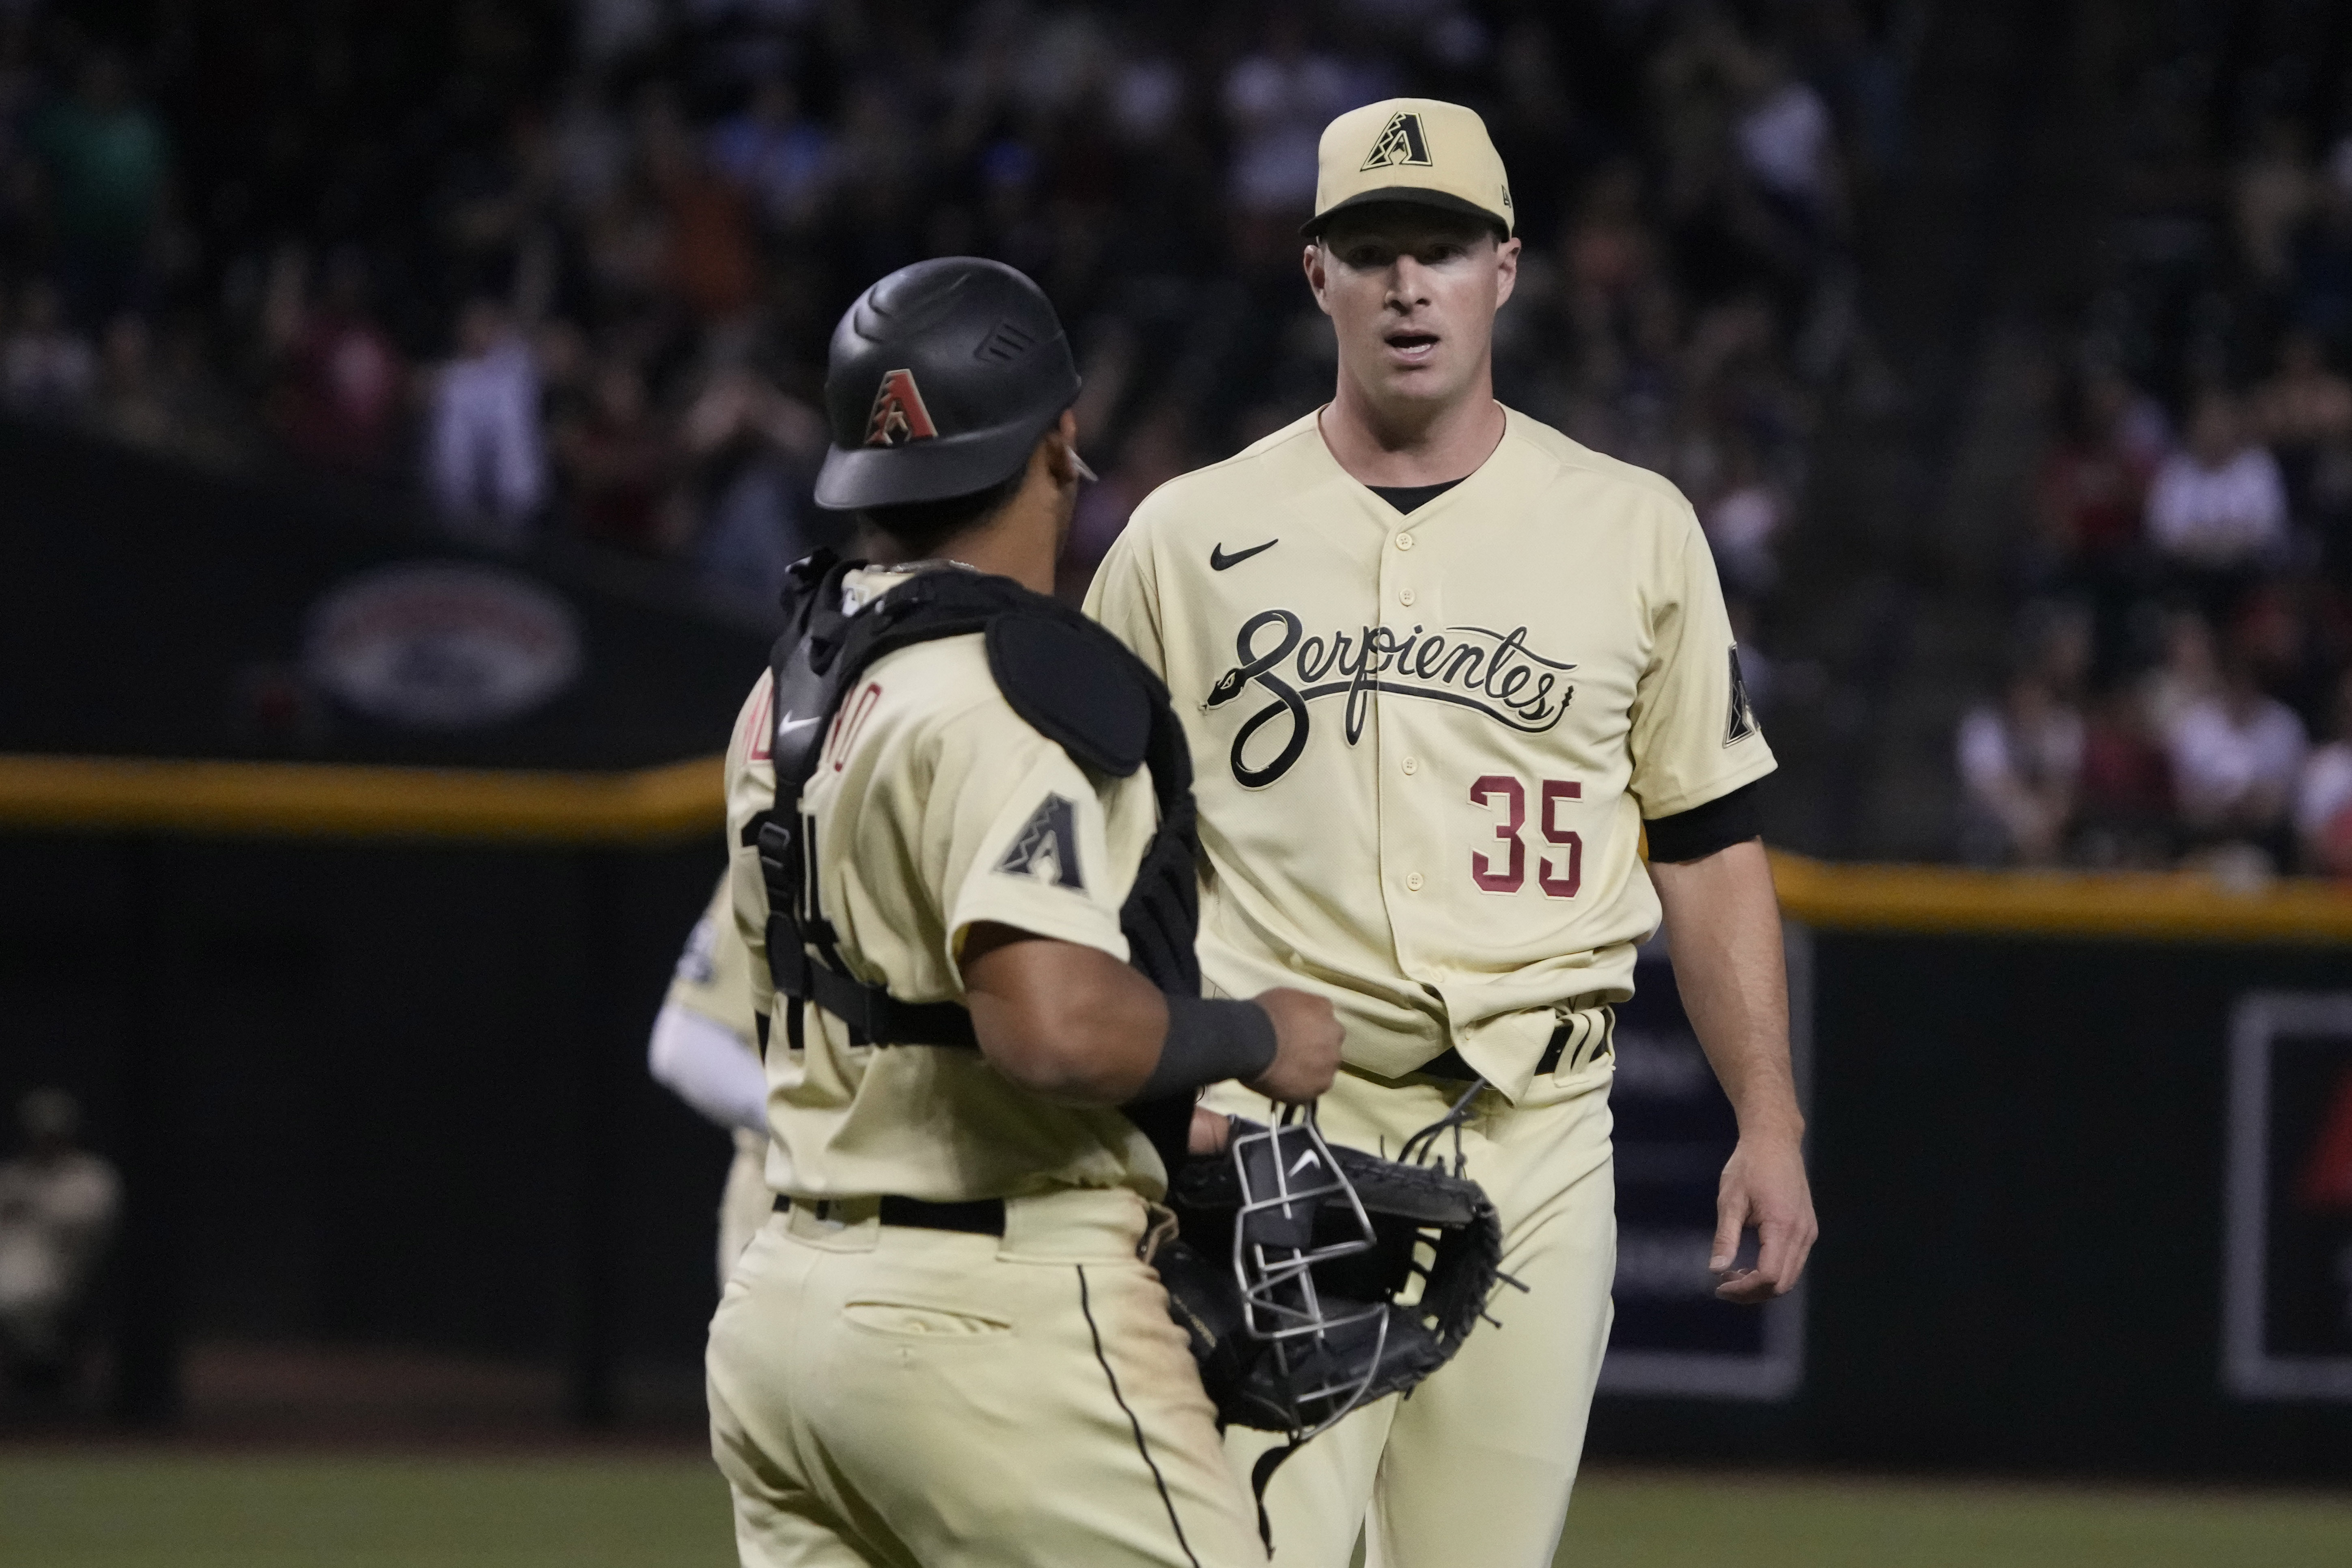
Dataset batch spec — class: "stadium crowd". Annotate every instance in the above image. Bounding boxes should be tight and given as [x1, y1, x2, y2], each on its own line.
[0, 0, 1895, 628]
[1961, 2, 2352, 879]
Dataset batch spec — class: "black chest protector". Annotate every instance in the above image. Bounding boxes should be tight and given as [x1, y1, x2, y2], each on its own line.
[748, 551, 1204, 1170]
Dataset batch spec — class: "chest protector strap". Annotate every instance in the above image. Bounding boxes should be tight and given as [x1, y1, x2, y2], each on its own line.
[751, 553, 1203, 1091]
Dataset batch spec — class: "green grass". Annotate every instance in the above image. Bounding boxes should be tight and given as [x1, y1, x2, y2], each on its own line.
[0, 1453, 735, 1568]
[0, 1452, 2347, 1566]
[1562, 1470, 2352, 1567]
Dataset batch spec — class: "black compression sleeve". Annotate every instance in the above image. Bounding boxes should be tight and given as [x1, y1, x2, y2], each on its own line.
[1644, 779, 1764, 864]
[1131, 996, 1277, 1103]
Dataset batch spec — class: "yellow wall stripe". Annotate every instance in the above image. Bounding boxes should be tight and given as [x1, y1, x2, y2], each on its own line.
[1769, 850, 2352, 945]
[4, 752, 2351, 939]
[0, 753, 726, 844]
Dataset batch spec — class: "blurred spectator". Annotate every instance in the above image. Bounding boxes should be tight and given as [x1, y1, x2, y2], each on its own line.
[2299, 667, 2352, 877]
[554, 358, 678, 554]
[427, 298, 547, 545]
[28, 52, 167, 327]
[645, 99, 760, 324]
[2075, 686, 2173, 867]
[2296, 669, 2352, 877]
[2034, 368, 2156, 585]
[2165, 651, 2307, 864]
[2143, 393, 2287, 579]
[2235, 118, 2313, 290]
[90, 312, 178, 453]
[708, 75, 835, 234]
[2140, 607, 2224, 739]
[0, 1089, 119, 1404]
[267, 249, 406, 473]
[2250, 332, 2352, 451]
[549, 75, 632, 220]
[1, 278, 94, 414]
[682, 364, 832, 605]
[1223, 13, 1366, 259]
[1059, 403, 1196, 601]
[1733, 48, 1844, 246]
[1702, 439, 1786, 599]
[2291, 178, 2352, 351]
[2250, 332, 2352, 552]
[1956, 668, 2083, 866]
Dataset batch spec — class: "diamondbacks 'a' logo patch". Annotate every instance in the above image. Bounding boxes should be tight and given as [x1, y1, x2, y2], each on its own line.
[995, 794, 1085, 889]
[1361, 110, 1432, 172]
[865, 368, 939, 447]
[1725, 647, 1758, 745]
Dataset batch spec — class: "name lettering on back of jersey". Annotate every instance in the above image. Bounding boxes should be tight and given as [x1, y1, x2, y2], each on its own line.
[995, 794, 1086, 890]
[1725, 647, 1758, 746]
[825, 681, 884, 772]
[743, 679, 774, 762]
[1207, 609, 1575, 788]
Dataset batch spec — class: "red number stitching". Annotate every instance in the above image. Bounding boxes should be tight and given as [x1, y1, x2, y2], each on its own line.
[1538, 780, 1582, 898]
[1469, 775, 1525, 892]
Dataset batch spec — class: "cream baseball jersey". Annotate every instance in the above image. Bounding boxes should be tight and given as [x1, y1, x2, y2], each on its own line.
[668, 874, 762, 1042]
[724, 566, 1170, 1202]
[666, 875, 772, 1241]
[1086, 408, 1773, 1093]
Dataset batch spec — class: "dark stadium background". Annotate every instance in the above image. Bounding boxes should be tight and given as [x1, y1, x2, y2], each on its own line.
[3, 3, 2351, 1563]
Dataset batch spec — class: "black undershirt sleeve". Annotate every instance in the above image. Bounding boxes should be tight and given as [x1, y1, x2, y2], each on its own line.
[1643, 778, 1764, 864]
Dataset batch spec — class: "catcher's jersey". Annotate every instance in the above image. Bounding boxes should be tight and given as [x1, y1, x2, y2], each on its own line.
[1086, 407, 1773, 1093]
[724, 566, 1170, 1203]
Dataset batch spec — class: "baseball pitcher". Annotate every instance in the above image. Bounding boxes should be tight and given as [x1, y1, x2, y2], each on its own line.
[1087, 99, 1819, 1566]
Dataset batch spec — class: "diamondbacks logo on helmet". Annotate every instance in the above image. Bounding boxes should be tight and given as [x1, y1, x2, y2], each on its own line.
[864, 368, 939, 447]
[996, 794, 1085, 889]
[1361, 110, 1432, 171]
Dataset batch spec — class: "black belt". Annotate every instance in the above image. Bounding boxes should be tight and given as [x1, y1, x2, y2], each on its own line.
[1420, 1013, 1605, 1085]
[776, 1193, 1007, 1235]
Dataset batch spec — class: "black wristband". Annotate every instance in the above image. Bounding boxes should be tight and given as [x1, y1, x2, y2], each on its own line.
[1132, 996, 1278, 1103]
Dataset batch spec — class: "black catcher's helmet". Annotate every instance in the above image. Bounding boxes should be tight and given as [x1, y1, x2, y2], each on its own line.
[813, 257, 1081, 512]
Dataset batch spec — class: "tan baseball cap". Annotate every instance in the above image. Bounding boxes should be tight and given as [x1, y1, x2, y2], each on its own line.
[1302, 97, 1515, 239]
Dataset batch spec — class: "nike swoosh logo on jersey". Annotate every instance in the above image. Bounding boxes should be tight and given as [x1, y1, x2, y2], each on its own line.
[1210, 539, 1279, 571]
[775, 713, 821, 736]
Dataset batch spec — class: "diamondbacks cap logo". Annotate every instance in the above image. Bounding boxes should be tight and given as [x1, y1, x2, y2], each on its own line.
[865, 368, 939, 447]
[1361, 110, 1432, 172]
[1725, 647, 1758, 745]
[995, 794, 1085, 889]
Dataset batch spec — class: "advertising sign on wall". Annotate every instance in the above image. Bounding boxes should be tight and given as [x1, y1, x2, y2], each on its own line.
[2224, 991, 2352, 1399]
[1597, 930, 1809, 1400]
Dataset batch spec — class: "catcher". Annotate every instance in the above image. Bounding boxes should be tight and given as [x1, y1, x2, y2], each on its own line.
[702, 255, 1355, 1568]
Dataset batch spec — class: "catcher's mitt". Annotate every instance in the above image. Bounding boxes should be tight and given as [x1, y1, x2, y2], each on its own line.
[1159, 1106, 1506, 1437]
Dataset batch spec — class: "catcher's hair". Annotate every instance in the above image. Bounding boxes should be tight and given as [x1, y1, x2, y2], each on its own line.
[857, 466, 1027, 560]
